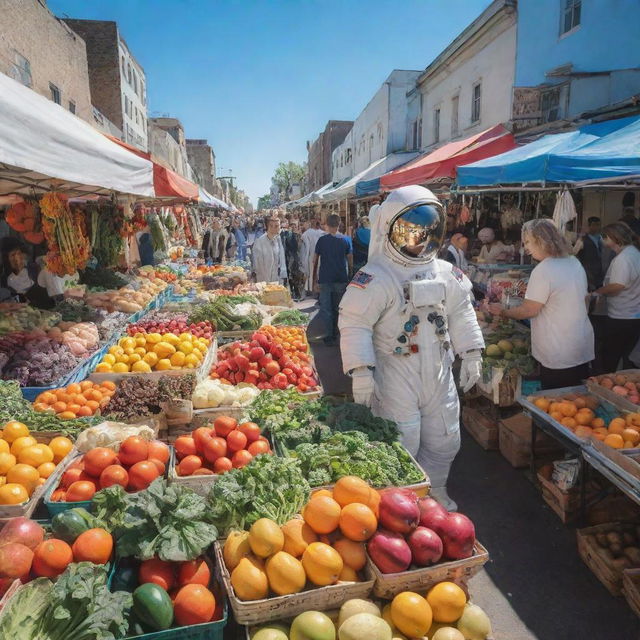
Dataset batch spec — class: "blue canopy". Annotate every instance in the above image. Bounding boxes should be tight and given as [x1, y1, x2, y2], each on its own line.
[456, 115, 640, 187]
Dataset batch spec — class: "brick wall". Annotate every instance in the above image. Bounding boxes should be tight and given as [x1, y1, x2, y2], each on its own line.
[186, 140, 217, 193]
[0, 0, 92, 121]
[306, 120, 353, 193]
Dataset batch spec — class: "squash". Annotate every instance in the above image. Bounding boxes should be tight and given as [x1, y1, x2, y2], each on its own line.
[230, 555, 268, 601]
[265, 551, 306, 595]
[301, 542, 343, 586]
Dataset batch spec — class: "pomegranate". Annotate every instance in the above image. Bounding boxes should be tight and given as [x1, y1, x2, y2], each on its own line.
[0, 517, 44, 551]
[407, 526, 443, 566]
[440, 512, 476, 560]
[379, 488, 420, 534]
[417, 497, 449, 535]
[367, 529, 412, 574]
[0, 542, 33, 578]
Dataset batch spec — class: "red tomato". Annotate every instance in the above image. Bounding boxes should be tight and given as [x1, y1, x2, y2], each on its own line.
[226, 430, 247, 453]
[213, 416, 237, 438]
[178, 557, 211, 586]
[237, 422, 261, 443]
[264, 361, 280, 377]
[212, 457, 233, 474]
[99, 465, 129, 489]
[148, 458, 166, 474]
[174, 436, 197, 460]
[139, 558, 175, 591]
[192, 427, 214, 454]
[83, 448, 118, 478]
[147, 441, 170, 464]
[193, 468, 215, 475]
[177, 455, 203, 477]
[118, 436, 149, 467]
[247, 440, 270, 456]
[128, 461, 160, 491]
[203, 437, 227, 463]
[232, 450, 253, 469]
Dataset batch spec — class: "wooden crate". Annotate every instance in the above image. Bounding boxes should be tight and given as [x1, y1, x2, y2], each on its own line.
[498, 413, 563, 468]
[536, 462, 582, 524]
[576, 522, 640, 596]
[477, 367, 521, 407]
[462, 400, 499, 450]
[623, 568, 640, 617]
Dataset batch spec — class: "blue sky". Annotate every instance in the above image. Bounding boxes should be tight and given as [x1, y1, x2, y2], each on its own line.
[49, 0, 490, 205]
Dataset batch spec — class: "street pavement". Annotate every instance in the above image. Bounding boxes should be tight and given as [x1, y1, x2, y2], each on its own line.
[305, 300, 640, 640]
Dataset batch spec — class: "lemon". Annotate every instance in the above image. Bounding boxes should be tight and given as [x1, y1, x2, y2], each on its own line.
[178, 341, 194, 355]
[178, 332, 193, 343]
[128, 353, 142, 363]
[164, 333, 180, 346]
[95, 362, 112, 373]
[143, 352, 159, 366]
[112, 362, 130, 373]
[0, 452, 16, 475]
[131, 360, 152, 373]
[108, 345, 124, 356]
[10, 436, 37, 457]
[103, 353, 116, 365]
[170, 351, 186, 368]
[155, 358, 172, 371]
[119, 337, 136, 350]
[146, 332, 162, 345]
[116, 354, 130, 364]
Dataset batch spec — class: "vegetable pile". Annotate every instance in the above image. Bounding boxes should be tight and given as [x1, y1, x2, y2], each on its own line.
[192, 377, 260, 409]
[126, 317, 214, 340]
[189, 300, 261, 332]
[33, 380, 116, 419]
[271, 309, 309, 326]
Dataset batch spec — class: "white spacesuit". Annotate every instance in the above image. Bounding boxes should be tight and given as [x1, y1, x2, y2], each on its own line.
[338, 185, 484, 510]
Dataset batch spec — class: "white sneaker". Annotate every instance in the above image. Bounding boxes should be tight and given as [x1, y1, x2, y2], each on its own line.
[430, 486, 458, 512]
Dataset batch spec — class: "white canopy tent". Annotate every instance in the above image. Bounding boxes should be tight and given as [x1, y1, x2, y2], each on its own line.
[320, 151, 419, 203]
[0, 73, 154, 198]
[198, 187, 232, 211]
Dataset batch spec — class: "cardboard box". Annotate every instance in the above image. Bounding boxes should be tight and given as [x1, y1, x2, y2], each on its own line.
[498, 412, 563, 468]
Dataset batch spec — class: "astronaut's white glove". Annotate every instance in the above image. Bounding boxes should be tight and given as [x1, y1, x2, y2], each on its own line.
[459, 351, 482, 393]
[351, 367, 375, 407]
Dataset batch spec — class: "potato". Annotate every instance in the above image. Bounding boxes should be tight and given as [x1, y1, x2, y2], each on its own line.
[624, 547, 640, 566]
[595, 533, 609, 548]
[606, 532, 623, 547]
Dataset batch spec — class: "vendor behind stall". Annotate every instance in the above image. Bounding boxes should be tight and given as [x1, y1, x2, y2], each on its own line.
[477, 227, 514, 263]
[1, 243, 53, 308]
[37, 260, 79, 303]
[489, 218, 594, 390]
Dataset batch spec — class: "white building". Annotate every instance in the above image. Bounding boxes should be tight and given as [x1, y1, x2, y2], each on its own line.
[416, 0, 516, 151]
[331, 69, 421, 182]
[118, 38, 147, 151]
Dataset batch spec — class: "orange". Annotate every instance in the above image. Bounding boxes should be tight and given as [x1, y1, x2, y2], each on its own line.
[426, 581, 467, 623]
[86, 400, 100, 412]
[10, 435, 37, 457]
[604, 433, 624, 449]
[575, 409, 595, 426]
[609, 418, 627, 435]
[338, 503, 377, 541]
[281, 518, 317, 558]
[559, 402, 577, 417]
[0, 452, 16, 474]
[592, 427, 608, 441]
[52, 401, 67, 413]
[67, 404, 82, 415]
[67, 383, 81, 395]
[0, 483, 29, 504]
[549, 411, 564, 422]
[591, 417, 605, 429]
[73, 394, 87, 406]
[7, 464, 40, 495]
[303, 495, 341, 534]
[101, 380, 116, 392]
[391, 592, 433, 638]
[301, 542, 343, 586]
[622, 428, 640, 445]
[37, 462, 56, 479]
[95, 363, 112, 373]
[574, 426, 593, 439]
[574, 397, 587, 409]
[333, 537, 367, 571]
[18, 444, 54, 467]
[533, 397, 550, 412]
[549, 402, 562, 414]
[560, 417, 577, 430]
[1, 421, 28, 443]
[0, 440, 8, 455]
[49, 436, 74, 463]
[80, 380, 94, 391]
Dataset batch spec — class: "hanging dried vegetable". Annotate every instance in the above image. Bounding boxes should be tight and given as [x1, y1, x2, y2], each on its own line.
[40, 192, 91, 276]
[87, 201, 125, 267]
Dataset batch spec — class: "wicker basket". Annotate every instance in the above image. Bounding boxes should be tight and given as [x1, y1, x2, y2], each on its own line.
[366, 541, 489, 599]
[623, 568, 640, 617]
[214, 542, 374, 625]
[576, 522, 640, 596]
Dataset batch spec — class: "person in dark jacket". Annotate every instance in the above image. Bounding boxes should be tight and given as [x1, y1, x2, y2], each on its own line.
[352, 216, 371, 272]
[138, 230, 155, 267]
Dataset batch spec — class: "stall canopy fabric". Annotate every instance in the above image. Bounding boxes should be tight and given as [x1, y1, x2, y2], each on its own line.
[0, 73, 154, 197]
[287, 181, 336, 208]
[107, 136, 199, 200]
[198, 187, 231, 210]
[456, 115, 640, 187]
[322, 152, 419, 203]
[380, 124, 515, 191]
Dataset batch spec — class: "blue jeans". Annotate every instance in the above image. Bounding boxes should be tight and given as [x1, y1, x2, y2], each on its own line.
[318, 282, 347, 340]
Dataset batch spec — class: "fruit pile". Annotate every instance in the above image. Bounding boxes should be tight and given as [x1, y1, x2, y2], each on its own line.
[32, 380, 116, 419]
[250, 591, 492, 640]
[113, 556, 223, 633]
[173, 416, 271, 476]
[224, 476, 381, 601]
[95, 331, 211, 374]
[49, 436, 170, 502]
[0, 516, 113, 584]
[367, 490, 476, 574]
[211, 328, 319, 392]
[531, 393, 640, 450]
[588, 372, 640, 405]
[126, 318, 214, 340]
[0, 422, 73, 505]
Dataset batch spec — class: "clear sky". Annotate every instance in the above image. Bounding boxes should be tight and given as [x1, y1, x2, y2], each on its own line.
[49, 0, 490, 205]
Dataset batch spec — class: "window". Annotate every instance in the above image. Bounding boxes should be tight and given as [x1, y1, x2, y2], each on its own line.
[135, 107, 139, 124]
[68, 101, 76, 114]
[451, 95, 459, 136]
[541, 85, 564, 123]
[141, 82, 146, 105]
[49, 83, 61, 105]
[433, 108, 440, 143]
[561, 0, 581, 35]
[133, 72, 138, 95]
[345, 148, 352, 164]
[121, 56, 125, 74]
[471, 82, 481, 123]
[10, 51, 32, 88]
[127, 63, 132, 85]
[410, 121, 418, 149]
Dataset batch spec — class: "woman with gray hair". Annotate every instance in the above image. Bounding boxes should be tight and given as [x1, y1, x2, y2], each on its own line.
[489, 218, 594, 389]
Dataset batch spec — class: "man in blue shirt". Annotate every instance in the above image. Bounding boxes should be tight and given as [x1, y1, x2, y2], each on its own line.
[313, 214, 353, 345]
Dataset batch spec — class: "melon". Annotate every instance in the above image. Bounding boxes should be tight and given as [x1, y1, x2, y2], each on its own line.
[457, 604, 492, 640]
[338, 613, 392, 640]
[338, 599, 380, 628]
[497, 340, 513, 353]
[485, 344, 501, 357]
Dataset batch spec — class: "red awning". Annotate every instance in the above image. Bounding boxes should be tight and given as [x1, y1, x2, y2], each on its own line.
[105, 135, 199, 200]
[380, 124, 516, 190]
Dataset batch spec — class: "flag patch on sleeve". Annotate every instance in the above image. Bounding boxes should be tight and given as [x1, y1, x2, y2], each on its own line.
[452, 266, 465, 283]
[350, 270, 373, 289]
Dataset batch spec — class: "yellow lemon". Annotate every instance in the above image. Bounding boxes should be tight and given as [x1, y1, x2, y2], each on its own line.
[10, 435, 37, 457]
[37, 462, 56, 479]
[0, 452, 16, 474]
[128, 353, 142, 364]
[103, 353, 116, 365]
[2, 422, 29, 443]
[112, 362, 130, 373]
[108, 345, 124, 356]
[155, 358, 172, 371]
[131, 360, 152, 373]
[116, 354, 130, 364]
[135, 336, 147, 347]
[184, 353, 200, 368]
[146, 332, 162, 345]
[19, 444, 53, 467]
[123, 347, 135, 356]
[119, 337, 136, 350]
[170, 351, 186, 368]
[0, 483, 28, 505]
[95, 362, 112, 373]
[133, 332, 146, 341]
[153, 342, 176, 358]
[163, 333, 180, 346]
[7, 464, 40, 495]
[143, 352, 159, 367]
[134, 347, 147, 356]
[178, 341, 194, 355]
[178, 333, 193, 343]
[200, 338, 211, 347]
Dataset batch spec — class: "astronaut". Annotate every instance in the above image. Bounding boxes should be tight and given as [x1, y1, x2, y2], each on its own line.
[338, 185, 484, 510]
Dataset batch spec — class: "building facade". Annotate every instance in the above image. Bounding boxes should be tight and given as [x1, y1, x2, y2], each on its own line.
[306, 120, 353, 193]
[62, 19, 148, 151]
[331, 70, 421, 182]
[416, 0, 517, 150]
[186, 139, 217, 194]
[513, 0, 640, 130]
[0, 0, 92, 121]
[149, 118, 194, 180]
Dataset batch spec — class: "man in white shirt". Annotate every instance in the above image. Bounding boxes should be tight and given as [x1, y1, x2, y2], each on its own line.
[251, 217, 287, 283]
[300, 219, 325, 295]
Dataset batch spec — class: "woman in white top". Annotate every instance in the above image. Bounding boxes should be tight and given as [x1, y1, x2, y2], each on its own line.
[477, 227, 514, 263]
[489, 218, 594, 390]
[594, 222, 640, 371]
